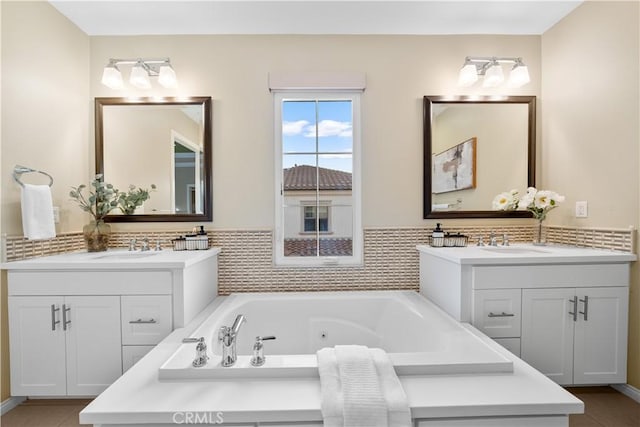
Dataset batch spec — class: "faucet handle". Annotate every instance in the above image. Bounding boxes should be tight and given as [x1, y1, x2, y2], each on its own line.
[154, 239, 163, 251]
[502, 233, 510, 246]
[128, 238, 137, 251]
[251, 336, 276, 367]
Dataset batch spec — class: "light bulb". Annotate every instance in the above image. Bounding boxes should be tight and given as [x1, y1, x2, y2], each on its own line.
[130, 62, 151, 89]
[482, 62, 504, 88]
[101, 64, 123, 90]
[158, 63, 177, 88]
[458, 62, 478, 87]
[508, 62, 530, 87]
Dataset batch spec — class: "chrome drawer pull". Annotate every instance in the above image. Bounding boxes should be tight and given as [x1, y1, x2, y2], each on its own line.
[569, 297, 578, 322]
[51, 305, 60, 331]
[579, 295, 589, 321]
[129, 318, 157, 324]
[62, 304, 71, 330]
[488, 312, 514, 318]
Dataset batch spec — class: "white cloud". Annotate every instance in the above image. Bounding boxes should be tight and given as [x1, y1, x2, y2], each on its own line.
[282, 120, 309, 136]
[304, 120, 352, 138]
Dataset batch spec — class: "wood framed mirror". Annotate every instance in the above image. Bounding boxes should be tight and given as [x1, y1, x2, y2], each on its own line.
[423, 95, 536, 219]
[95, 96, 212, 222]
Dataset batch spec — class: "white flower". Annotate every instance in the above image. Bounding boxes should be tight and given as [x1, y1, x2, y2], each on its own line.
[518, 187, 536, 210]
[534, 190, 553, 209]
[492, 191, 518, 210]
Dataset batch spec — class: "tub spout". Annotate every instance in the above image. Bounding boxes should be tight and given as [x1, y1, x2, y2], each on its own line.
[219, 314, 246, 367]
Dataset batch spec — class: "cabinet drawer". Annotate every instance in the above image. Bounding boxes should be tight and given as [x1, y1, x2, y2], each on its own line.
[494, 338, 521, 357]
[473, 289, 521, 338]
[122, 345, 154, 372]
[121, 296, 172, 345]
[472, 264, 629, 290]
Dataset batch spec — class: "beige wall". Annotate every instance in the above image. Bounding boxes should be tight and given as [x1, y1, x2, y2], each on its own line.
[541, 1, 640, 387]
[0, 1, 90, 402]
[89, 34, 541, 231]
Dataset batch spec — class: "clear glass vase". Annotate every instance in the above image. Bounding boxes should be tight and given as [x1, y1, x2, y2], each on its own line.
[533, 218, 546, 246]
[83, 220, 111, 252]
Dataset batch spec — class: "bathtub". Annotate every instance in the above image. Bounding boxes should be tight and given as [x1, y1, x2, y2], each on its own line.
[159, 290, 512, 379]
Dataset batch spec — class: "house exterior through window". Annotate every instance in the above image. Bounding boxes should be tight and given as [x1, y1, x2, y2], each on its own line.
[274, 92, 362, 266]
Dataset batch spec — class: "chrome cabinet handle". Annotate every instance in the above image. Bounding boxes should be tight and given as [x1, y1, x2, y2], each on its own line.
[62, 304, 71, 330]
[51, 305, 60, 331]
[579, 295, 589, 321]
[129, 318, 157, 324]
[569, 297, 578, 322]
[488, 312, 515, 318]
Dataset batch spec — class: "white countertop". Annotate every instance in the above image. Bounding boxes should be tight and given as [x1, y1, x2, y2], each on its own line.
[417, 244, 636, 265]
[1, 247, 221, 271]
[80, 296, 583, 425]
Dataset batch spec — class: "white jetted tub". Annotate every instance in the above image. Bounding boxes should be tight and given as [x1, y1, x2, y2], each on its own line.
[159, 290, 512, 379]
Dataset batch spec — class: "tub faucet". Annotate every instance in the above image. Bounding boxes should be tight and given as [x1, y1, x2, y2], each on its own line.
[250, 336, 276, 367]
[218, 314, 246, 367]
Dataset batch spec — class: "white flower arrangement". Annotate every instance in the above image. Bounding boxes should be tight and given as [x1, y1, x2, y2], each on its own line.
[493, 187, 565, 221]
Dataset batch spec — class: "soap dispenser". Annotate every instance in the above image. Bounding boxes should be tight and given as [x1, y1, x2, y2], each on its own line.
[431, 223, 445, 247]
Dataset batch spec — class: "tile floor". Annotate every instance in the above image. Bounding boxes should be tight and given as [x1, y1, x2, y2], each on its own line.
[0, 387, 638, 426]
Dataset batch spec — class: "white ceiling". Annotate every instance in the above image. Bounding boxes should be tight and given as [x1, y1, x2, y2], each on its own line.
[49, 0, 583, 36]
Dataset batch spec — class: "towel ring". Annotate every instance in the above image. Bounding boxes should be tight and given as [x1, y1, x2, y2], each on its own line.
[13, 165, 54, 188]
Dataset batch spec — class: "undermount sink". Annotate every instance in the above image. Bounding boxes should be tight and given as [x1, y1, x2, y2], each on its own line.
[93, 252, 159, 260]
[480, 246, 550, 254]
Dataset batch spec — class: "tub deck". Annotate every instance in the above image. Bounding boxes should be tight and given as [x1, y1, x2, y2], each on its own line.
[80, 292, 583, 426]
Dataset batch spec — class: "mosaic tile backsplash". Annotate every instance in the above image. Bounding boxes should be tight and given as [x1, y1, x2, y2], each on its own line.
[3, 224, 634, 295]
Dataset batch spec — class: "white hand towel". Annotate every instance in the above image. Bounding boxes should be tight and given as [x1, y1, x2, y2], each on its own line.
[21, 184, 56, 240]
[317, 346, 411, 427]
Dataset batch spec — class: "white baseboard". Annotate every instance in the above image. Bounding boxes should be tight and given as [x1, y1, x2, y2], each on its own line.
[612, 383, 640, 403]
[1, 396, 26, 415]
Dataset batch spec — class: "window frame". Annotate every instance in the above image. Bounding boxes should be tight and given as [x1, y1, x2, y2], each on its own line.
[274, 91, 363, 266]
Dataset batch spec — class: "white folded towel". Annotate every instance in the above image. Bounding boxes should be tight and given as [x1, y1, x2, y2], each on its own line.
[21, 184, 56, 240]
[317, 345, 411, 427]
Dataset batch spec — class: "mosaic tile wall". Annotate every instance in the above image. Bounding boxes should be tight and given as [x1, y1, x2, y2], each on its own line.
[3, 224, 635, 295]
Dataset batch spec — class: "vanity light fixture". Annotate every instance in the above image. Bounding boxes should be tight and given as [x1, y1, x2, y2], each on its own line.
[458, 56, 530, 88]
[101, 58, 177, 90]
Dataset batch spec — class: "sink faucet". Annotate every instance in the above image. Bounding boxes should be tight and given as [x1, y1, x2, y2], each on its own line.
[218, 314, 246, 367]
[489, 230, 499, 246]
[140, 237, 150, 251]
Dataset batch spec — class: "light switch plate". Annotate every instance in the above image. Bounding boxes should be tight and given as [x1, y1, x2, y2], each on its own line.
[575, 201, 588, 218]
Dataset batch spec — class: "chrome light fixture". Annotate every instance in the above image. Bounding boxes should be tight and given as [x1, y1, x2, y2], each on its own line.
[458, 56, 530, 88]
[100, 58, 177, 90]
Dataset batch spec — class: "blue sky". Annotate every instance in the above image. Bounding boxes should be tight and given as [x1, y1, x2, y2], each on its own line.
[282, 100, 353, 173]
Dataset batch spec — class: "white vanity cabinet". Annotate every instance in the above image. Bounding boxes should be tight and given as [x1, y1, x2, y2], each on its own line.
[9, 295, 121, 396]
[4, 248, 220, 396]
[522, 286, 628, 385]
[417, 244, 635, 386]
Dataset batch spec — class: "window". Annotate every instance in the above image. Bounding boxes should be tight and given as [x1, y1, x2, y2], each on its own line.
[303, 204, 329, 233]
[274, 92, 362, 266]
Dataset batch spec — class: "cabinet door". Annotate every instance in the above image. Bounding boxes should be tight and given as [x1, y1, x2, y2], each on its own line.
[521, 288, 575, 385]
[65, 296, 122, 395]
[472, 289, 521, 338]
[8, 296, 66, 395]
[121, 295, 172, 345]
[122, 345, 154, 373]
[573, 287, 628, 384]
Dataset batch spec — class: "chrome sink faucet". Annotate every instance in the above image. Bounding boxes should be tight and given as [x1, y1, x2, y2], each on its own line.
[489, 230, 499, 246]
[140, 237, 150, 251]
[218, 314, 246, 367]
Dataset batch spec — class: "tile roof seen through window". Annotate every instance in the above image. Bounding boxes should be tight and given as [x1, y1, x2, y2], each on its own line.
[283, 165, 352, 191]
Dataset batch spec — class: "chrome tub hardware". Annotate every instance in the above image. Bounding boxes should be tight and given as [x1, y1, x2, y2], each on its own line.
[502, 233, 509, 246]
[182, 337, 209, 368]
[250, 336, 276, 367]
[128, 239, 137, 251]
[218, 314, 246, 367]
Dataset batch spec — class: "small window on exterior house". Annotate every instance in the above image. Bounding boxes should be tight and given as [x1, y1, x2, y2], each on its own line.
[274, 92, 362, 266]
[303, 205, 329, 232]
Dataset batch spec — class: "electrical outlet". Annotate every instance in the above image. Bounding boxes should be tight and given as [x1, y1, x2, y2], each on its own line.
[575, 201, 588, 218]
[53, 206, 60, 224]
